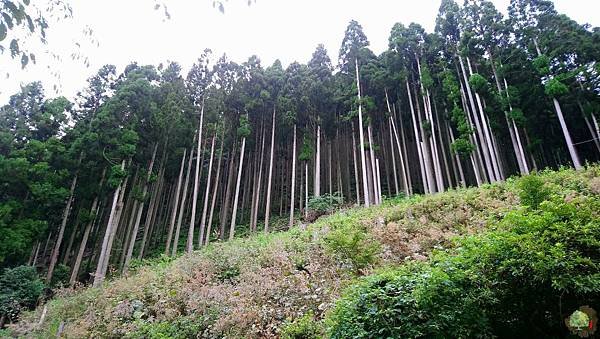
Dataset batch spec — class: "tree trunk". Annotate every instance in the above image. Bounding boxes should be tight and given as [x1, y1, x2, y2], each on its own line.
[165, 149, 187, 255]
[264, 109, 276, 232]
[206, 137, 224, 246]
[93, 160, 125, 287]
[46, 154, 81, 283]
[288, 124, 297, 229]
[314, 124, 321, 198]
[351, 124, 360, 204]
[172, 147, 194, 256]
[122, 143, 158, 273]
[355, 58, 370, 206]
[229, 137, 246, 240]
[188, 104, 205, 253]
[199, 135, 216, 247]
[553, 98, 582, 170]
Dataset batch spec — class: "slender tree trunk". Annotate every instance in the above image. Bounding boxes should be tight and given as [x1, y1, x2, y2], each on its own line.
[264, 109, 276, 232]
[251, 124, 266, 232]
[165, 149, 187, 255]
[229, 137, 246, 240]
[122, 143, 158, 273]
[93, 160, 125, 287]
[367, 125, 379, 204]
[553, 98, 582, 169]
[46, 154, 81, 283]
[351, 125, 360, 204]
[355, 58, 370, 206]
[288, 124, 297, 229]
[188, 104, 205, 253]
[407, 80, 428, 193]
[314, 124, 321, 197]
[199, 135, 216, 247]
[172, 147, 194, 256]
[206, 137, 224, 246]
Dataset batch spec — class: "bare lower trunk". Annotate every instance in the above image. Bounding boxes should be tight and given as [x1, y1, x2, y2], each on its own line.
[351, 125, 360, 204]
[553, 97, 582, 169]
[188, 104, 205, 253]
[264, 109, 276, 232]
[288, 125, 297, 229]
[122, 143, 158, 272]
[314, 124, 321, 197]
[172, 147, 194, 256]
[165, 149, 187, 255]
[355, 59, 370, 206]
[229, 137, 246, 240]
[199, 136, 216, 247]
[46, 155, 81, 283]
[206, 138, 224, 246]
[93, 160, 125, 287]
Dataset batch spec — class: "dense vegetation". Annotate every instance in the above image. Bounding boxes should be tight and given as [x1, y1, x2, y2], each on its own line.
[1, 0, 599, 334]
[6, 166, 599, 337]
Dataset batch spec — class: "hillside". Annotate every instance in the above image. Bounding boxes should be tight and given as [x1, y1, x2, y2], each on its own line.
[8, 166, 600, 338]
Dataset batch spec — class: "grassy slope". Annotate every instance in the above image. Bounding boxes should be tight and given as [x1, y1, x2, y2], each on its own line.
[10, 166, 600, 338]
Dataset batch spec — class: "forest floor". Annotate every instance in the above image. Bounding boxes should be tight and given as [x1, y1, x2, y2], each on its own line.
[8, 166, 600, 338]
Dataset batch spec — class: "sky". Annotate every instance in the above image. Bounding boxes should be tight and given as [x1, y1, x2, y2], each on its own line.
[1, 0, 599, 104]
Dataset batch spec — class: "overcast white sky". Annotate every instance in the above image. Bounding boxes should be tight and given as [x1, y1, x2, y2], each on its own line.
[1, 0, 598, 104]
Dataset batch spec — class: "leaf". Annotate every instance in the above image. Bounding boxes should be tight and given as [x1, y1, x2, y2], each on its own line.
[25, 14, 33, 32]
[9, 38, 19, 57]
[0, 23, 6, 41]
[20, 53, 28, 69]
[23, 0, 30, 5]
[29, 53, 35, 63]
[2, 13, 14, 29]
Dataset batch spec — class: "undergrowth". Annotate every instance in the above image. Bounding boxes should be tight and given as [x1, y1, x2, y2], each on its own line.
[8, 165, 599, 338]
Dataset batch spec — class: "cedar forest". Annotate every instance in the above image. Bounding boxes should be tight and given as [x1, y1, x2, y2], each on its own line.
[0, 0, 600, 333]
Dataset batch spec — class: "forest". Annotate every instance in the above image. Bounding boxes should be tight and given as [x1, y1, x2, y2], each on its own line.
[0, 0, 599, 332]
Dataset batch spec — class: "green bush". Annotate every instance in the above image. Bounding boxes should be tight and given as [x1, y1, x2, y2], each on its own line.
[518, 173, 551, 209]
[281, 312, 322, 339]
[323, 220, 380, 274]
[326, 195, 600, 337]
[307, 192, 343, 214]
[0, 265, 45, 323]
[126, 316, 207, 339]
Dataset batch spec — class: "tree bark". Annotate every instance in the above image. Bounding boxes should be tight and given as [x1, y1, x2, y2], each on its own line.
[188, 103, 205, 253]
[288, 124, 297, 229]
[264, 109, 276, 232]
[199, 135, 216, 247]
[355, 58, 370, 206]
[165, 149, 187, 255]
[229, 137, 246, 240]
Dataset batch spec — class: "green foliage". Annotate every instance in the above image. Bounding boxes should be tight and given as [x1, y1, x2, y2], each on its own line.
[237, 114, 251, 138]
[544, 78, 569, 97]
[327, 195, 600, 337]
[323, 219, 380, 274]
[50, 264, 70, 288]
[451, 138, 475, 157]
[298, 135, 313, 162]
[532, 54, 551, 76]
[307, 192, 343, 214]
[126, 316, 207, 339]
[518, 174, 551, 209]
[0, 265, 45, 322]
[281, 312, 322, 339]
[107, 163, 127, 189]
[468, 73, 489, 93]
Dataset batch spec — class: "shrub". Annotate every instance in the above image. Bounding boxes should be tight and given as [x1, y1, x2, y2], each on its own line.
[0, 266, 45, 323]
[280, 312, 322, 339]
[518, 173, 551, 209]
[326, 196, 600, 337]
[126, 316, 207, 339]
[323, 220, 380, 274]
[306, 192, 343, 222]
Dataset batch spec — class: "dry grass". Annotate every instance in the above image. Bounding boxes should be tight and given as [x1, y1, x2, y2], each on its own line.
[10, 165, 599, 338]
